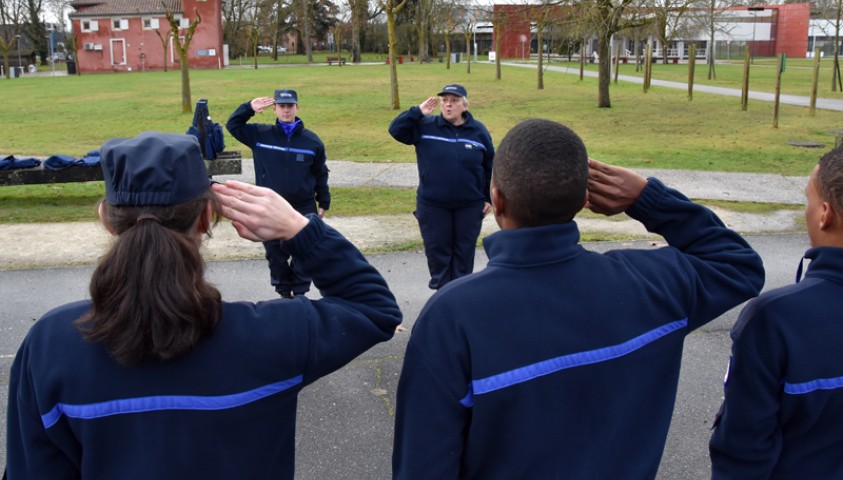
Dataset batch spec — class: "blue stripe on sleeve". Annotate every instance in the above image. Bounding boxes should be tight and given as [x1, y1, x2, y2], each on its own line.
[460, 319, 688, 407]
[420, 135, 487, 151]
[784, 375, 843, 395]
[255, 142, 316, 157]
[41, 375, 304, 429]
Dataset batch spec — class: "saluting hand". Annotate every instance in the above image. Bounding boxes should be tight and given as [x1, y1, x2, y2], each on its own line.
[585, 158, 648, 216]
[212, 180, 309, 242]
[250, 97, 275, 114]
[419, 97, 438, 116]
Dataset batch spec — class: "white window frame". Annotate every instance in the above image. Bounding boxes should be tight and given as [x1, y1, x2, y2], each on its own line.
[81, 20, 99, 32]
[110, 38, 127, 65]
[112, 18, 129, 31]
[142, 18, 160, 30]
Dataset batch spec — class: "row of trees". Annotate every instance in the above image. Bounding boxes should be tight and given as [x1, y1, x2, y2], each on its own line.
[2, 0, 841, 109]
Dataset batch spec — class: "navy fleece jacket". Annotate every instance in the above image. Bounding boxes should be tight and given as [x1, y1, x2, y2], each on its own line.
[393, 178, 764, 480]
[227, 102, 330, 211]
[710, 246, 843, 479]
[388, 106, 493, 206]
[6, 217, 401, 479]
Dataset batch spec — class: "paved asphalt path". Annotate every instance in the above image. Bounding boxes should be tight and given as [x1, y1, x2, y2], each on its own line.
[0, 232, 810, 478]
[503, 61, 843, 112]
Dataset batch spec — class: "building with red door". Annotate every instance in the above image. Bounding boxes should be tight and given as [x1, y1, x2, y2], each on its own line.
[68, 0, 223, 73]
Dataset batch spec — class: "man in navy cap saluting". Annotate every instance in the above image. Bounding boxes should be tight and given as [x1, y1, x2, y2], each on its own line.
[227, 89, 330, 298]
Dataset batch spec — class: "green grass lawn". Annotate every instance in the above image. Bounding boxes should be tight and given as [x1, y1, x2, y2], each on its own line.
[2, 60, 838, 226]
[532, 55, 843, 99]
[3, 61, 840, 176]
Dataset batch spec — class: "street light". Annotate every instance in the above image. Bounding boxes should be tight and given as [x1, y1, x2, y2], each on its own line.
[15, 34, 21, 77]
[47, 26, 55, 76]
[748, 6, 764, 64]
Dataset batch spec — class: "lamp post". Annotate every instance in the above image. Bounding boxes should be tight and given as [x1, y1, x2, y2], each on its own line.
[47, 27, 55, 76]
[473, 25, 477, 63]
[15, 34, 22, 76]
[748, 6, 764, 64]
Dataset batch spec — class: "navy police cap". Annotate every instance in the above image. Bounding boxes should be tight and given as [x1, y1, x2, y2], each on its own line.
[100, 132, 210, 206]
[274, 89, 298, 104]
[437, 84, 467, 98]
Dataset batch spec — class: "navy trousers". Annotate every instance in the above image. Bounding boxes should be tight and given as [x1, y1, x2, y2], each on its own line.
[264, 203, 316, 296]
[414, 199, 485, 290]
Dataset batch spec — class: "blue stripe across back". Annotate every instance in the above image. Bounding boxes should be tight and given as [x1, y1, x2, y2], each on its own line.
[255, 142, 315, 156]
[460, 319, 688, 407]
[419, 135, 486, 151]
[784, 375, 843, 395]
[41, 375, 304, 429]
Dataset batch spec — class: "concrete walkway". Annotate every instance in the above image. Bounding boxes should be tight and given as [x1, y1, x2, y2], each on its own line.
[503, 62, 843, 111]
[0, 159, 809, 270]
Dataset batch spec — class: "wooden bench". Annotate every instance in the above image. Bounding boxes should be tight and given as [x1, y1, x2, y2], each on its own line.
[326, 56, 346, 66]
[0, 150, 242, 186]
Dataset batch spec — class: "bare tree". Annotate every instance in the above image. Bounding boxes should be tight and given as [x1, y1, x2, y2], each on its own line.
[23, 0, 47, 65]
[652, 0, 695, 64]
[431, 0, 458, 68]
[382, 0, 409, 109]
[815, 0, 843, 91]
[584, 0, 650, 107]
[163, 3, 202, 113]
[299, 0, 313, 61]
[462, 14, 472, 72]
[347, 0, 380, 62]
[688, 0, 738, 80]
[154, 27, 172, 72]
[413, 0, 434, 62]
[222, 0, 252, 58]
[0, 0, 25, 78]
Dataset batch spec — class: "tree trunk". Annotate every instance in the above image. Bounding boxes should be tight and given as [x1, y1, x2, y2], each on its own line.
[445, 33, 451, 69]
[465, 31, 471, 74]
[494, 19, 502, 80]
[597, 34, 611, 108]
[537, 27, 544, 89]
[180, 53, 192, 113]
[302, 0, 312, 62]
[388, 8, 400, 109]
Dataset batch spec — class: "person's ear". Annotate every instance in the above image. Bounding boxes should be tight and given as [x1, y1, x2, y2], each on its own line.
[197, 201, 213, 234]
[98, 202, 117, 235]
[491, 183, 505, 216]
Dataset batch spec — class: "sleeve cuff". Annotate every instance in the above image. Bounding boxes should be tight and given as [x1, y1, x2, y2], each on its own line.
[282, 214, 324, 257]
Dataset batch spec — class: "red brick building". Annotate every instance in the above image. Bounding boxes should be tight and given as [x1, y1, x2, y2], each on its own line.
[69, 0, 223, 73]
[492, 3, 811, 60]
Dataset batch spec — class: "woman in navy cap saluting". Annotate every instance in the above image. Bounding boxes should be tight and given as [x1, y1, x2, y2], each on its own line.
[4, 131, 401, 479]
[389, 84, 495, 290]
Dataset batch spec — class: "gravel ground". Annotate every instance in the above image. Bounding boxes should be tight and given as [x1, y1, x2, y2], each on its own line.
[0, 206, 804, 270]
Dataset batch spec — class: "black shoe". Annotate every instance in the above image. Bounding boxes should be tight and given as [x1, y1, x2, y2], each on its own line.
[279, 291, 293, 299]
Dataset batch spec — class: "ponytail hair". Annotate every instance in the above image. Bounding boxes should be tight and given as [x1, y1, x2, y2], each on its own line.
[77, 190, 222, 365]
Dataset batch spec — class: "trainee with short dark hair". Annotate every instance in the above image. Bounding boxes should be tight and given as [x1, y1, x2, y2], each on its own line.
[392, 119, 764, 479]
[709, 146, 843, 479]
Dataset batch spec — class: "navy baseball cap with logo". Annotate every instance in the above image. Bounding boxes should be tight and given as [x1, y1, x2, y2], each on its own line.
[437, 84, 467, 98]
[274, 89, 298, 104]
[100, 132, 210, 206]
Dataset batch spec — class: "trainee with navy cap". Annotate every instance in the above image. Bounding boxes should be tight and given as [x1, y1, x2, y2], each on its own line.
[388, 83, 494, 290]
[4, 131, 401, 479]
[227, 89, 330, 298]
